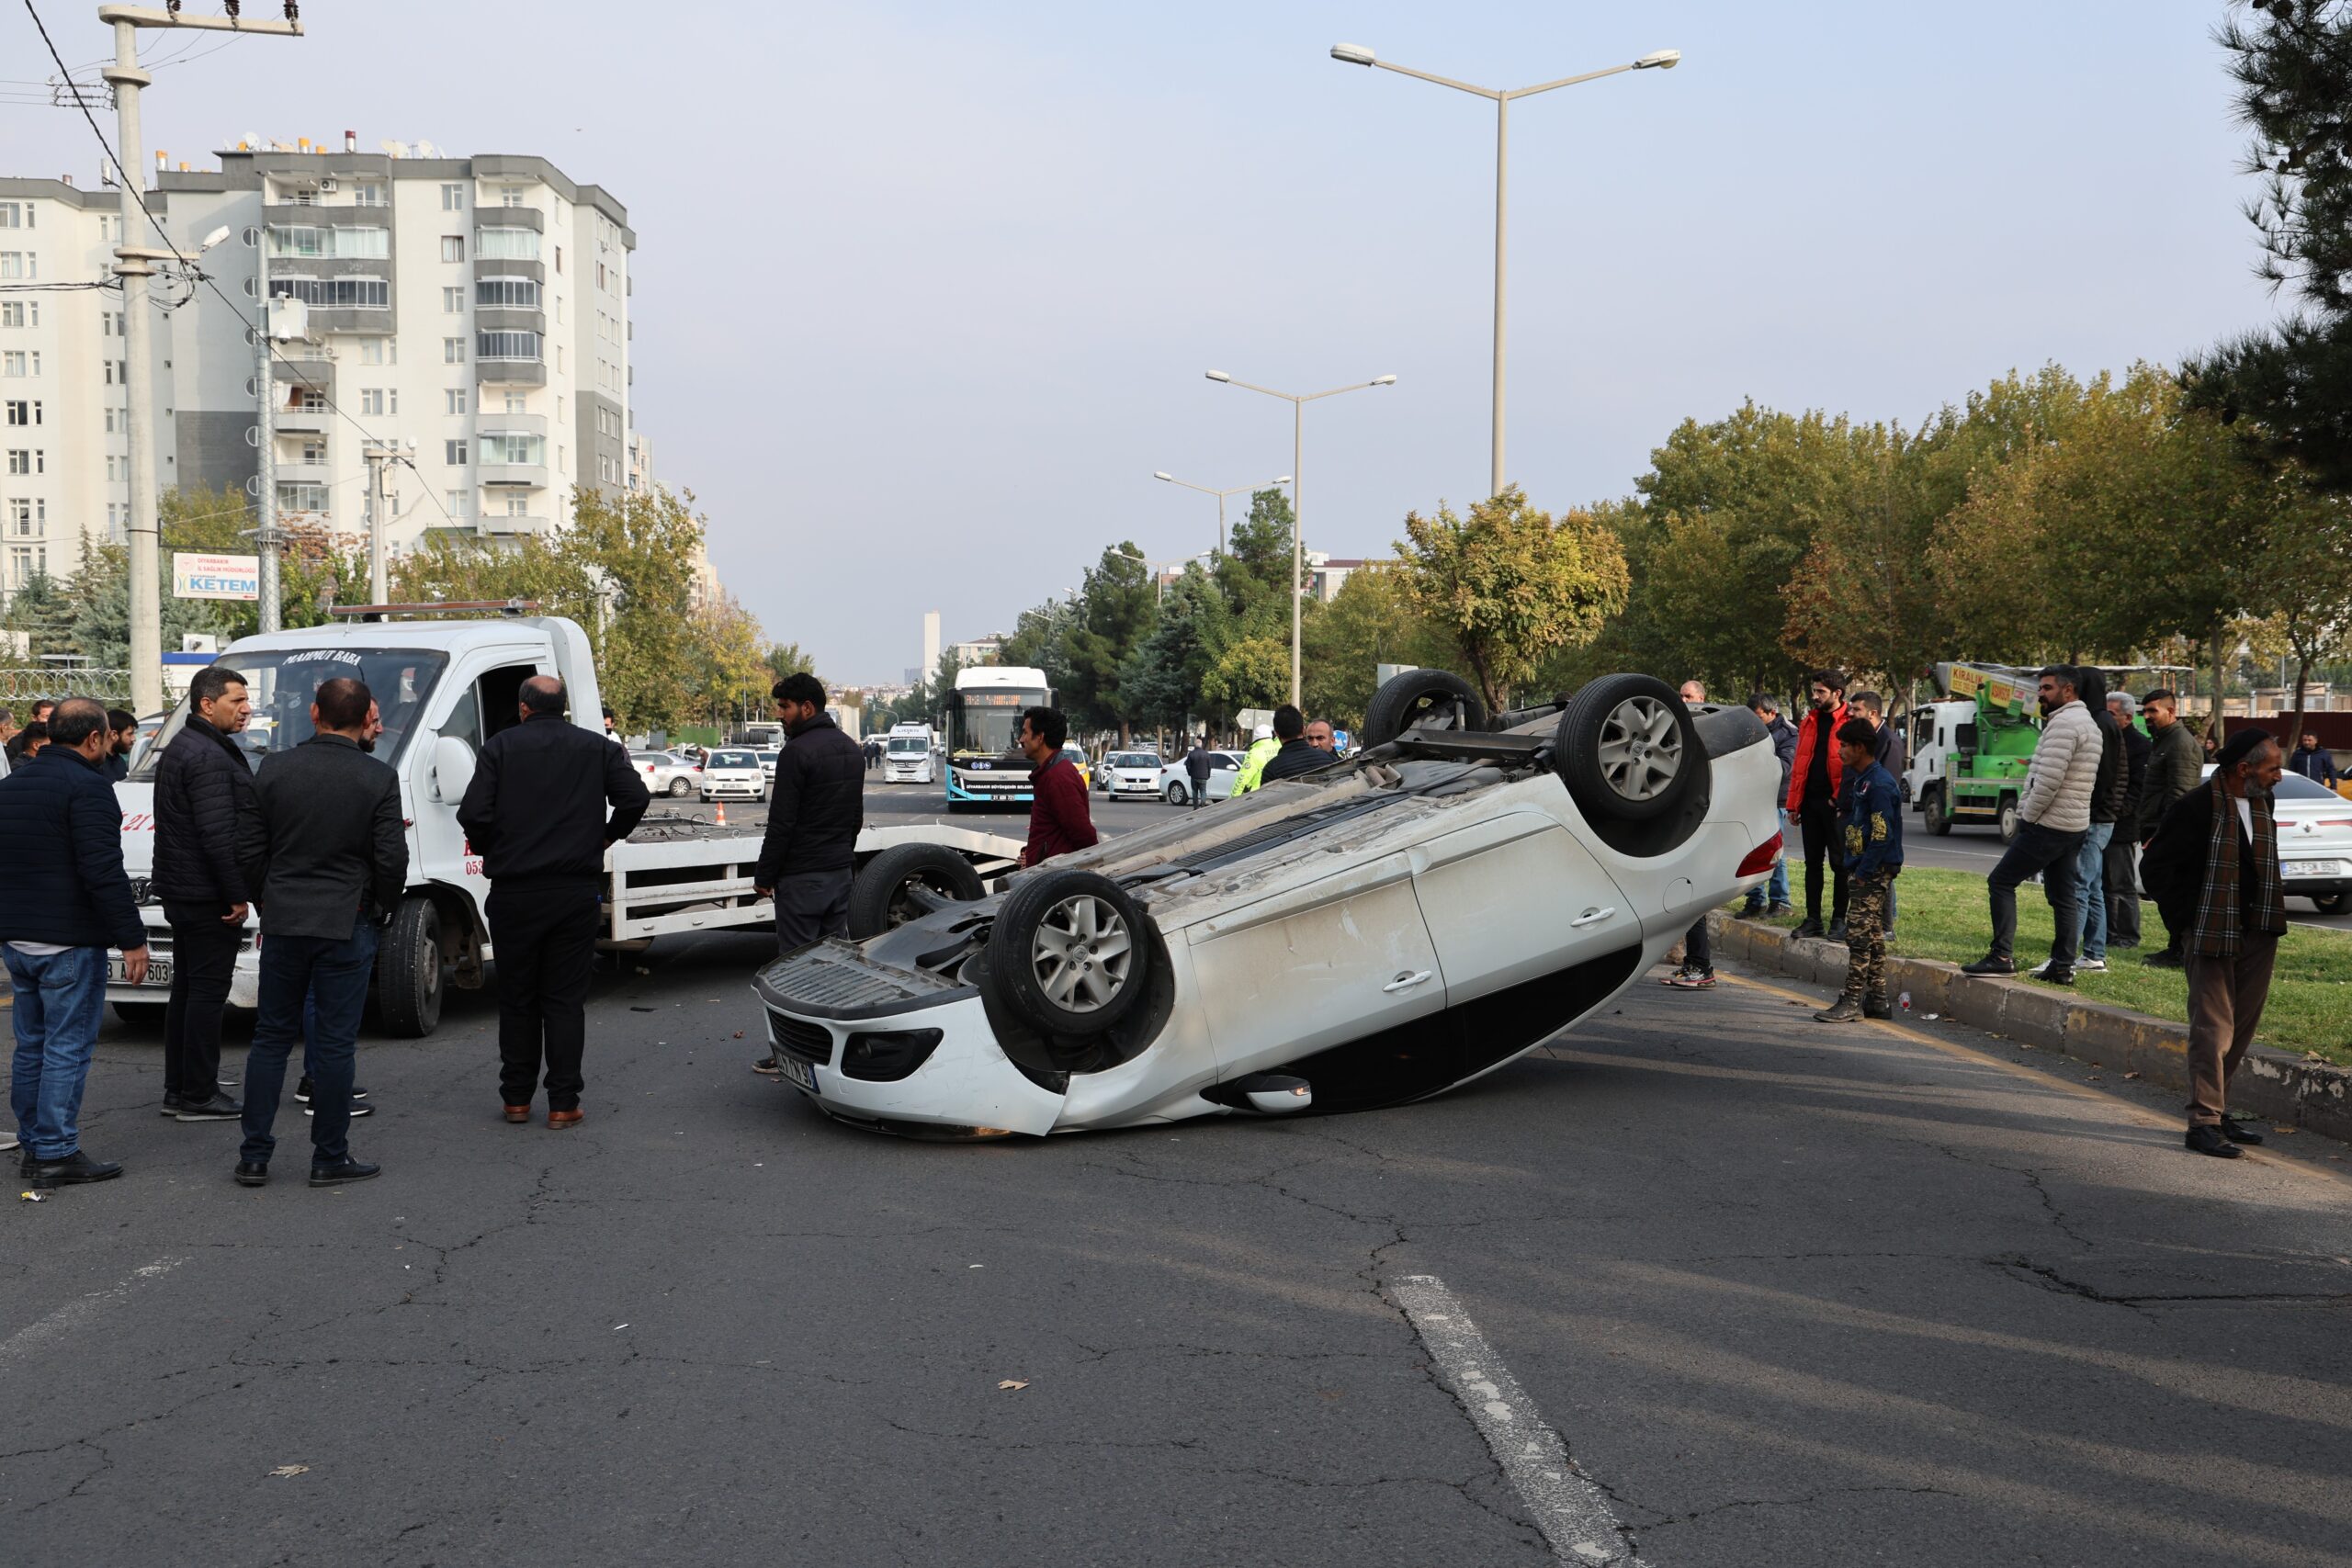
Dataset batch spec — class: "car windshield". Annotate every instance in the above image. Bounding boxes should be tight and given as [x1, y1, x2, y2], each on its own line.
[1110, 752, 1156, 768]
[712, 750, 757, 767]
[131, 647, 448, 778]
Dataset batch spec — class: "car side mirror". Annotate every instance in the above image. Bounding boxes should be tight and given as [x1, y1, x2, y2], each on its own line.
[429, 735, 477, 803]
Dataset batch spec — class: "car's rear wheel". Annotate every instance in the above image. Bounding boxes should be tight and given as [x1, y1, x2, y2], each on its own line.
[2311, 891, 2346, 917]
[848, 843, 987, 939]
[981, 869, 1151, 1036]
[1554, 673, 1702, 825]
[1362, 668, 1487, 748]
[667, 777, 691, 797]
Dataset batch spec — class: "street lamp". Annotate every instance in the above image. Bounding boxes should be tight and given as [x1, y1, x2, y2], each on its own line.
[1109, 546, 1214, 604]
[1330, 41, 1678, 500]
[1203, 369, 1397, 705]
[1152, 471, 1292, 557]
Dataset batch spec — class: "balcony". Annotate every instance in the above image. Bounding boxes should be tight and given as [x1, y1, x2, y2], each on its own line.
[475, 359, 547, 387]
[274, 402, 331, 434]
[477, 463, 548, 490]
[274, 459, 332, 485]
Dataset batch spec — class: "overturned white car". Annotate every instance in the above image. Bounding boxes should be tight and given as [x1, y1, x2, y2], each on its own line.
[752, 671, 1782, 1137]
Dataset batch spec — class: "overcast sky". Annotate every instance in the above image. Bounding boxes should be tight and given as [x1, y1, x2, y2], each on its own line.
[2, 2, 2283, 682]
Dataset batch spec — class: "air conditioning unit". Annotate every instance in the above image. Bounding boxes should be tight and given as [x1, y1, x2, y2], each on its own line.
[319, 177, 338, 193]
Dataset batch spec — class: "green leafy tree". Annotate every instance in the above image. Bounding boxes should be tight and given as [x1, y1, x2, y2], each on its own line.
[1060, 544, 1158, 737]
[1301, 564, 1456, 730]
[1119, 565, 1232, 734]
[1202, 636, 1289, 714]
[1218, 487, 1299, 626]
[1394, 487, 1629, 713]
[763, 642, 816, 683]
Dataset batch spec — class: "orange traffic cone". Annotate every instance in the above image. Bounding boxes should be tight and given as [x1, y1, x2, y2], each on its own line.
[715, 800, 727, 827]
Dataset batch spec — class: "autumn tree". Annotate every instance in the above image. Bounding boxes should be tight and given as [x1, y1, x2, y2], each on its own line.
[1302, 564, 1456, 730]
[1394, 487, 1628, 713]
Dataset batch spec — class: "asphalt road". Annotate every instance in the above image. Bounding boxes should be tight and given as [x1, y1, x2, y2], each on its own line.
[8, 852, 2352, 1563]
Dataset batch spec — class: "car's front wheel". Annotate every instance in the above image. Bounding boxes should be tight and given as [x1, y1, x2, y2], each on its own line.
[1165, 782, 1187, 805]
[981, 869, 1151, 1036]
[849, 843, 987, 939]
[2311, 891, 2347, 917]
[1555, 673, 1703, 825]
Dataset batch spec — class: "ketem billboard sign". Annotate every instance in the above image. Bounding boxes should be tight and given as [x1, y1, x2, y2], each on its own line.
[172, 552, 261, 602]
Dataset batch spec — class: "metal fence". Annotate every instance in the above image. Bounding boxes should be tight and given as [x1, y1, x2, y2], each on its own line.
[0, 668, 135, 705]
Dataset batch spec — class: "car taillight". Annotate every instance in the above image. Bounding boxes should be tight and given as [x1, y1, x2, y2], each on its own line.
[1736, 832, 1782, 877]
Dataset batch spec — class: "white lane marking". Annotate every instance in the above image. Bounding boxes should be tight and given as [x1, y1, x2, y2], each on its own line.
[1389, 1273, 1646, 1566]
[0, 1256, 185, 1362]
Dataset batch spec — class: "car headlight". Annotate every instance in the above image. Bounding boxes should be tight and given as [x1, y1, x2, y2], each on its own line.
[837, 1027, 944, 1082]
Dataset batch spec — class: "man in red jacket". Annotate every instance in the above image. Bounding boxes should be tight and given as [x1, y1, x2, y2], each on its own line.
[1015, 706, 1097, 869]
[1786, 669, 1851, 941]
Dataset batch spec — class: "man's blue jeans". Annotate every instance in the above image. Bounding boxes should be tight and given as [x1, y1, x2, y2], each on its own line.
[6, 945, 107, 1160]
[242, 925, 378, 1167]
[1987, 820, 2087, 967]
[2069, 821, 2116, 962]
[1747, 809, 1794, 910]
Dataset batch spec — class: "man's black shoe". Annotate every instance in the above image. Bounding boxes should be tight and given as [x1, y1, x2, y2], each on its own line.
[1826, 920, 1849, 942]
[295, 1079, 369, 1104]
[2142, 949, 2186, 970]
[2185, 1125, 2242, 1159]
[309, 1156, 380, 1187]
[1793, 919, 1826, 940]
[1962, 953, 2016, 976]
[1814, 998, 1863, 1023]
[2220, 1119, 2267, 1145]
[2037, 964, 2076, 987]
[1864, 999, 1894, 1020]
[303, 1099, 374, 1119]
[160, 1092, 183, 1117]
[175, 1093, 244, 1122]
[25, 1150, 124, 1188]
[233, 1161, 270, 1188]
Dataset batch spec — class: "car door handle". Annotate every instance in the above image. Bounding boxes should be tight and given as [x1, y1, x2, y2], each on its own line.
[1383, 970, 1434, 993]
[1569, 907, 1616, 928]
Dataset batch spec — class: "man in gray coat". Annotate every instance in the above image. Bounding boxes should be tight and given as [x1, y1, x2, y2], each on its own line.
[1963, 665, 2102, 986]
[2136, 690, 2205, 968]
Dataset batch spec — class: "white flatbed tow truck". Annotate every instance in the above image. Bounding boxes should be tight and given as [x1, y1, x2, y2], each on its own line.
[110, 604, 1021, 1037]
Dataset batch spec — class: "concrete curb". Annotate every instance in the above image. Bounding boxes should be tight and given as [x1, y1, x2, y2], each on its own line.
[1705, 910, 2352, 1143]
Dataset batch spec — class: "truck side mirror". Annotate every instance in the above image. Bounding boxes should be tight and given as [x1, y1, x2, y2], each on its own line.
[429, 735, 477, 804]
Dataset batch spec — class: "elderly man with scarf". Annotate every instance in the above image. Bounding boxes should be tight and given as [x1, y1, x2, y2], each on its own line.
[2140, 728, 2290, 1159]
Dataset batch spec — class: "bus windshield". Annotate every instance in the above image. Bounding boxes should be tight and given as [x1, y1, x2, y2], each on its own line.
[888, 736, 929, 754]
[131, 647, 449, 779]
[947, 688, 1046, 757]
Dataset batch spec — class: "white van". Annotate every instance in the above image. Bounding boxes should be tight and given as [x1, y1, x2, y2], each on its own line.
[886, 724, 937, 784]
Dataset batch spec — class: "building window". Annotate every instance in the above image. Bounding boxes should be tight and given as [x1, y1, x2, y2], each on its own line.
[268, 276, 389, 309]
[446, 489, 472, 518]
[443, 286, 465, 313]
[106, 454, 119, 480]
[5, 449, 36, 474]
[4, 399, 38, 426]
[0, 202, 29, 229]
[359, 388, 389, 416]
[276, 482, 329, 513]
[504, 392, 526, 414]
[104, 407, 118, 434]
[476, 331, 541, 362]
[356, 182, 386, 207]
[473, 227, 540, 262]
[8, 497, 44, 536]
[299, 439, 327, 464]
[445, 439, 468, 466]
[441, 183, 465, 210]
[475, 276, 539, 309]
[478, 432, 544, 466]
[502, 189, 524, 209]
[446, 389, 468, 415]
[3, 351, 37, 377]
[0, 253, 34, 280]
[266, 225, 390, 260]
[441, 235, 465, 263]
[103, 359, 125, 384]
[553, 245, 563, 274]
[444, 337, 467, 364]
[359, 339, 391, 366]
[558, 445, 566, 473]
[0, 300, 30, 327]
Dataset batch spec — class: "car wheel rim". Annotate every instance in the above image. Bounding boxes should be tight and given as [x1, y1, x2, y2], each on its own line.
[1029, 894, 1133, 1013]
[1595, 694, 1682, 801]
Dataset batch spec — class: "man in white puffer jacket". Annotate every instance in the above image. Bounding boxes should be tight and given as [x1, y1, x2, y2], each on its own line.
[1963, 665, 2102, 985]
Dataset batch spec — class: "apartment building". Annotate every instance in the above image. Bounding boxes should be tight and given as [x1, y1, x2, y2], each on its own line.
[0, 141, 638, 597]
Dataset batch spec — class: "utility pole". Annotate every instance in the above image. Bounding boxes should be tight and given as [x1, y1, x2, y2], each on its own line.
[363, 445, 390, 604]
[98, 4, 302, 707]
[253, 288, 280, 631]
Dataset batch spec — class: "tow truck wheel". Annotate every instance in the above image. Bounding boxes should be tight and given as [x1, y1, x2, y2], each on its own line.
[376, 896, 446, 1038]
[1925, 784, 1952, 836]
[1997, 797, 2021, 844]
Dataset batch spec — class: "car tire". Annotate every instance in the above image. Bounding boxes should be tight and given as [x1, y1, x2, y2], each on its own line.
[2312, 892, 2347, 917]
[1165, 782, 1187, 805]
[1362, 668, 1488, 748]
[1554, 673, 1703, 825]
[1925, 784, 1952, 836]
[376, 896, 446, 1039]
[668, 777, 691, 797]
[981, 869, 1151, 1036]
[849, 843, 987, 939]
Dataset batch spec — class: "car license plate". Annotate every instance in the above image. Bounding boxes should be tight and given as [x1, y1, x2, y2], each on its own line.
[778, 1055, 817, 1093]
[109, 956, 170, 987]
[2282, 860, 2335, 878]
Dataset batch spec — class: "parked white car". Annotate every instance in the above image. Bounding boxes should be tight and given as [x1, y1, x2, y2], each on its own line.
[2206, 765, 2351, 915]
[632, 750, 703, 798]
[1100, 750, 1165, 799]
[752, 670, 1780, 1137]
[1158, 750, 1244, 804]
[752, 747, 781, 789]
[702, 748, 768, 802]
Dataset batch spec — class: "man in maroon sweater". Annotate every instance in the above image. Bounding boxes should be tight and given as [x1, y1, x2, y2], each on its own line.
[1015, 705, 1098, 869]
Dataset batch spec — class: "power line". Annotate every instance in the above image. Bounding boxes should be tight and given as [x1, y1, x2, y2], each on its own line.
[21, 0, 469, 538]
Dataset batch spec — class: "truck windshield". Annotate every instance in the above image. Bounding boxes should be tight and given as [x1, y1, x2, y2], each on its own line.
[888, 737, 928, 754]
[130, 647, 450, 779]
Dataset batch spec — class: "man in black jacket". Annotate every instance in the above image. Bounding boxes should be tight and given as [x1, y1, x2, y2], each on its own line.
[237, 677, 408, 1188]
[153, 665, 257, 1121]
[457, 675, 650, 1128]
[2105, 691, 2152, 949]
[1, 699, 150, 1187]
[1257, 705, 1331, 785]
[2137, 691, 2205, 967]
[751, 673, 863, 1075]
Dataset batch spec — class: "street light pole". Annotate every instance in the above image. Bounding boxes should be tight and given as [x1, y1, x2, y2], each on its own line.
[1331, 42, 1679, 500]
[1204, 371, 1397, 706]
[1151, 471, 1291, 557]
[96, 5, 302, 708]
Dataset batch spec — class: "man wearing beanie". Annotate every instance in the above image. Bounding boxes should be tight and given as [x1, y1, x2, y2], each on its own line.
[2140, 728, 2290, 1158]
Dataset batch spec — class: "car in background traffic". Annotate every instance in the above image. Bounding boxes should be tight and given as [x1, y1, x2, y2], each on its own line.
[752, 747, 781, 790]
[2203, 764, 2352, 915]
[1100, 750, 1165, 799]
[702, 748, 768, 802]
[632, 750, 703, 797]
[1062, 742, 1091, 789]
[1159, 750, 1243, 804]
